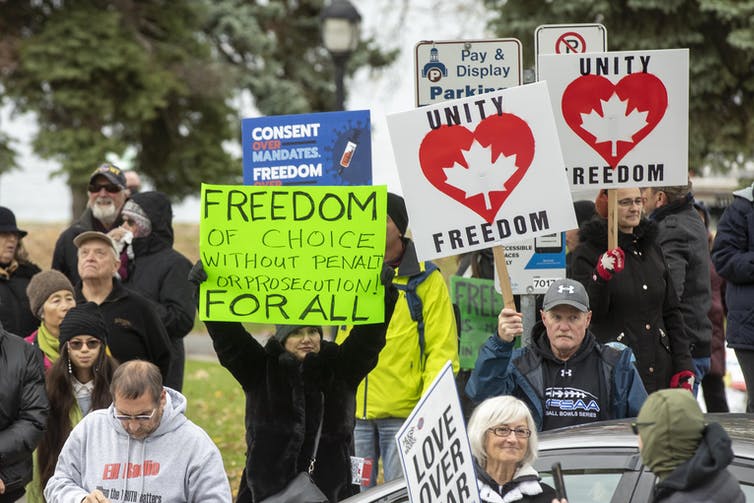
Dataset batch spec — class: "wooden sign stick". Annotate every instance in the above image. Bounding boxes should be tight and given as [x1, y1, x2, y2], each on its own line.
[492, 245, 516, 309]
[607, 189, 618, 250]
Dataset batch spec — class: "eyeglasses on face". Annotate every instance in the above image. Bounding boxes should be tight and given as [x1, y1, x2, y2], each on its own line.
[630, 421, 655, 434]
[68, 339, 102, 350]
[617, 197, 645, 208]
[488, 426, 531, 438]
[88, 183, 123, 194]
[114, 408, 157, 422]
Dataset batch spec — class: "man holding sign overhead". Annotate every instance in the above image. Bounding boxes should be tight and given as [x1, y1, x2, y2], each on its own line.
[466, 278, 646, 431]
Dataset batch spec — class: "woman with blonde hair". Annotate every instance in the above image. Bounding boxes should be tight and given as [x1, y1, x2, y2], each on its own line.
[467, 396, 557, 503]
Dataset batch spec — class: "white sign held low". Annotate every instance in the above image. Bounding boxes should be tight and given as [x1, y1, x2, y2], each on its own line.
[396, 361, 480, 503]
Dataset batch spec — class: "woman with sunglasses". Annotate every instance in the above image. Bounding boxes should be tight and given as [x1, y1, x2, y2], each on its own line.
[25, 302, 117, 503]
[467, 396, 558, 502]
[24, 270, 76, 371]
[570, 187, 694, 394]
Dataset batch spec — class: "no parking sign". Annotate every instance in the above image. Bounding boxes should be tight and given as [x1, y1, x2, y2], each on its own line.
[535, 24, 607, 80]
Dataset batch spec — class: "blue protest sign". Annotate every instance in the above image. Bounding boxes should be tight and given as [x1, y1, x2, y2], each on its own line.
[242, 110, 372, 186]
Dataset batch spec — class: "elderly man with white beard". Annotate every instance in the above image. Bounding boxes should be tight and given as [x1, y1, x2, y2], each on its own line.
[52, 163, 128, 285]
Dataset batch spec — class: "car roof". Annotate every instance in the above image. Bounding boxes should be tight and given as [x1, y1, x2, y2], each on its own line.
[538, 413, 754, 458]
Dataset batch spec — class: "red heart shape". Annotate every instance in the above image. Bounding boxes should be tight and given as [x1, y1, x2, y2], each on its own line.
[418, 114, 535, 223]
[562, 73, 668, 168]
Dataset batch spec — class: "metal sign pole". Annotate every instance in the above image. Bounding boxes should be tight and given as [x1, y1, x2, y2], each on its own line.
[520, 294, 537, 347]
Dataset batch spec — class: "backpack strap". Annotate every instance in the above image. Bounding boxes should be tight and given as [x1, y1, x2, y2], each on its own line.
[394, 261, 438, 365]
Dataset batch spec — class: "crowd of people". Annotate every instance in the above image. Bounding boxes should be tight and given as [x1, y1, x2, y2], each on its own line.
[0, 164, 749, 503]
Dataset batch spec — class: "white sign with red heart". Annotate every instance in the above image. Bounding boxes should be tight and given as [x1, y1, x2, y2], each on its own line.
[539, 48, 688, 189]
[386, 81, 576, 261]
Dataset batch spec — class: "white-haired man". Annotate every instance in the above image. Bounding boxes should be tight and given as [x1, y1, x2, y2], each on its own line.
[52, 162, 128, 284]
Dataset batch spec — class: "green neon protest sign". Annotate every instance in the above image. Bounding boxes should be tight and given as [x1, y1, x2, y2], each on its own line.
[199, 184, 387, 325]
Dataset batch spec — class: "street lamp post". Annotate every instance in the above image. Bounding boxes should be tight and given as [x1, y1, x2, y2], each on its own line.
[320, 0, 361, 110]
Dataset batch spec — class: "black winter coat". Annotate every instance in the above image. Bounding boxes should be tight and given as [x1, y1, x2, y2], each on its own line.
[650, 194, 713, 358]
[121, 191, 195, 341]
[205, 315, 392, 503]
[0, 327, 48, 502]
[74, 279, 173, 386]
[52, 208, 122, 285]
[570, 218, 693, 393]
[0, 261, 40, 337]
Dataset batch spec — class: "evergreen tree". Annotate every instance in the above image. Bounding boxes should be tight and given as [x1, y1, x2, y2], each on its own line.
[483, 0, 754, 172]
[0, 0, 395, 216]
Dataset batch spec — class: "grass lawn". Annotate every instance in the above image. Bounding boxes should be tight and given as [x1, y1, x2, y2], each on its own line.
[182, 359, 246, 496]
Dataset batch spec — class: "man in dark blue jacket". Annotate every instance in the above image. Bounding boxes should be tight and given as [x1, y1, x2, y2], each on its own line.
[466, 278, 647, 431]
[712, 182, 754, 412]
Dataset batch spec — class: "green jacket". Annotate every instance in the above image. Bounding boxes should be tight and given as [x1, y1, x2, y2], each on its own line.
[336, 241, 459, 419]
[26, 404, 84, 503]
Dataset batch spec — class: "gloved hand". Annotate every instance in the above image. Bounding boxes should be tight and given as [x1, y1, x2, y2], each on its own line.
[188, 260, 207, 285]
[188, 260, 207, 302]
[381, 263, 399, 322]
[670, 370, 695, 392]
[380, 263, 395, 287]
[595, 247, 625, 281]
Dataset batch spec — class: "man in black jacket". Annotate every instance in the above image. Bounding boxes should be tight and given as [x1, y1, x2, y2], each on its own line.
[119, 191, 195, 391]
[73, 230, 174, 387]
[52, 163, 128, 285]
[0, 325, 48, 502]
[643, 183, 712, 395]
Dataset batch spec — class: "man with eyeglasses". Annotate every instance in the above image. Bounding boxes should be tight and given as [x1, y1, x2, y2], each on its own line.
[44, 360, 231, 503]
[466, 278, 647, 431]
[52, 162, 129, 285]
[643, 182, 713, 398]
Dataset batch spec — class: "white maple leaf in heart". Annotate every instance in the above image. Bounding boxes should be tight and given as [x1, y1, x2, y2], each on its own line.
[580, 93, 649, 157]
[442, 140, 518, 210]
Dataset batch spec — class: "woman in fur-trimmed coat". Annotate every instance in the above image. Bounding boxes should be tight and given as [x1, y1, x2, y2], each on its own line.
[570, 187, 693, 394]
[200, 268, 397, 502]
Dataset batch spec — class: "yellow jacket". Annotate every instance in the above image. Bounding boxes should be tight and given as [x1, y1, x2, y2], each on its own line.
[336, 242, 459, 419]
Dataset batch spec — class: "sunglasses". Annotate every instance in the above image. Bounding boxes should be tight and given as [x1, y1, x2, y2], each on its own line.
[113, 408, 157, 422]
[630, 421, 655, 434]
[88, 183, 123, 194]
[68, 339, 102, 350]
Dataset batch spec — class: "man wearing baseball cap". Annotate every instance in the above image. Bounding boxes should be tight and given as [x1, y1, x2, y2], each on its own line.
[466, 278, 647, 431]
[52, 162, 128, 285]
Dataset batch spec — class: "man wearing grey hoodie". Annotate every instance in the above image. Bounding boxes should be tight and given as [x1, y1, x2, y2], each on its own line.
[44, 360, 231, 503]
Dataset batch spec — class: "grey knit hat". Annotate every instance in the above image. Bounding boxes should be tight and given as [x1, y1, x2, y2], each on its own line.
[26, 270, 75, 318]
[274, 325, 323, 344]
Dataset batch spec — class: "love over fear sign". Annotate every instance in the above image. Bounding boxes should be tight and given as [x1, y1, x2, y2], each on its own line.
[539, 48, 688, 189]
[386, 81, 575, 261]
